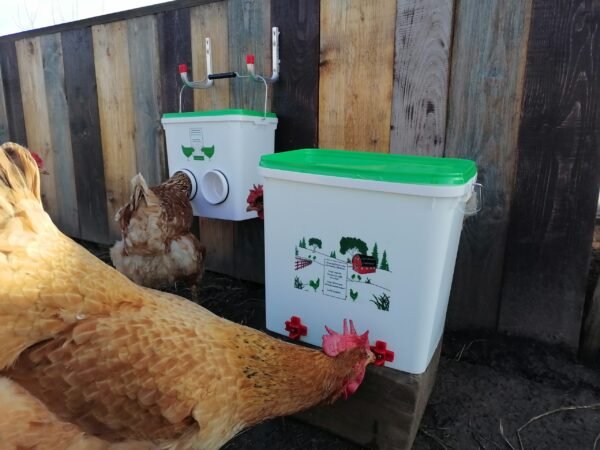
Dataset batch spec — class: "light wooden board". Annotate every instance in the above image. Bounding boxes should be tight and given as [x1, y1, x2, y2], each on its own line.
[390, 0, 453, 156]
[15, 37, 59, 222]
[228, 0, 272, 112]
[0, 65, 9, 143]
[499, 0, 600, 349]
[40, 33, 80, 238]
[92, 21, 137, 240]
[191, 1, 230, 112]
[319, 0, 397, 152]
[128, 15, 164, 187]
[444, 0, 533, 330]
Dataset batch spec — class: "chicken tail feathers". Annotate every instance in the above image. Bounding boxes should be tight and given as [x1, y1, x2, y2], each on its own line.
[0, 142, 43, 223]
[115, 173, 150, 233]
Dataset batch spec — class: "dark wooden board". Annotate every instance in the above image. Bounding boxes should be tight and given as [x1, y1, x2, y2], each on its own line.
[0, 41, 27, 145]
[61, 28, 110, 244]
[296, 341, 441, 450]
[498, 0, 600, 349]
[158, 7, 193, 116]
[271, 0, 320, 151]
[444, 0, 533, 330]
[0, 67, 8, 143]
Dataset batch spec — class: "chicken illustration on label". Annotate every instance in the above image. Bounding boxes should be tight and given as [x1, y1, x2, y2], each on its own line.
[180, 128, 216, 161]
[293, 235, 391, 311]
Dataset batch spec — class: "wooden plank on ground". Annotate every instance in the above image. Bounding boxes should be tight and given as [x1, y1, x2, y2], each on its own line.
[0, 65, 9, 143]
[296, 341, 441, 450]
[191, 1, 230, 112]
[318, 0, 396, 152]
[444, 0, 533, 330]
[271, 0, 320, 151]
[499, 0, 600, 349]
[158, 7, 193, 114]
[92, 21, 137, 240]
[15, 37, 59, 222]
[0, 42, 27, 145]
[390, 0, 453, 157]
[228, 0, 272, 112]
[40, 33, 80, 238]
[61, 28, 110, 244]
[128, 15, 164, 187]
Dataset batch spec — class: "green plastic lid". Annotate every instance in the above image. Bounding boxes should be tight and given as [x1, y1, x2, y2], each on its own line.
[162, 109, 277, 119]
[260, 149, 477, 186]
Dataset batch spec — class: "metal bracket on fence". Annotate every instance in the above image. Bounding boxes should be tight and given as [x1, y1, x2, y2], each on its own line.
[179, 38, 213, 89]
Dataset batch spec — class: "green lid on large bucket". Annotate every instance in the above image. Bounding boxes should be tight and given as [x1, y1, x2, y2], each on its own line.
[260, 149, 477, 186]
[162, 109, 277, 119]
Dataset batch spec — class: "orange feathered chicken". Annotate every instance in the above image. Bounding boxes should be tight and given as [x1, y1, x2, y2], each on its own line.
[0, 142, 374, 449]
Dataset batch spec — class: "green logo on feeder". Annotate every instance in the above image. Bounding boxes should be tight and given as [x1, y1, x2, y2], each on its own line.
[180, 144, 216, 161]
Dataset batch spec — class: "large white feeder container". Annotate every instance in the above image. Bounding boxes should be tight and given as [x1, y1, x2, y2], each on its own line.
[259, 149, 478, 374]
[161, 109, 277, 221]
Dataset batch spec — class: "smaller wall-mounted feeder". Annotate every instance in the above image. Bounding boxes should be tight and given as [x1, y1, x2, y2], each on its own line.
[161, 28, 280, 221]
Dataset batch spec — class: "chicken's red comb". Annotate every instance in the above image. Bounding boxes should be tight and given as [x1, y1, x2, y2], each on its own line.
[246, 183, 263, 203]
[30, 151, 44, 169]
[322, 319, 370, 357]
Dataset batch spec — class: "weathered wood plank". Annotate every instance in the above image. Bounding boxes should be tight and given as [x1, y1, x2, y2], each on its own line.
[92, 21, 137, 240]
[61, 28, 110, 244]
[390, 0, 453, 157]
[582, 249, 600, 362]
[128, 15, 164, 186]
[40, 33, 80, 238]
[271, 0, 320, 151]
[318, 0, 397, 152]
[444, 0, 533, 330]
[0, 41, 27, 144]
[158, 7, 193, 114]
[15, 37, 60, 222]
[191, 1, 230, 112]
[0, 66, 9, 143]
[234, 218, 265, 283]
[228, 0, 272, 111]
[499, 0, 600, 349]
[296, 341, 441, 450]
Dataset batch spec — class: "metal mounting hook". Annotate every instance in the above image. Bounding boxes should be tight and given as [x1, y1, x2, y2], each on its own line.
[246, 27, 280, 84]
[179, 37, 214, 89]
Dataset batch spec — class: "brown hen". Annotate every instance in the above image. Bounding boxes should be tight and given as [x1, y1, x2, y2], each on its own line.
[110, 171, 205, 294]
[0, 142, 374, 450]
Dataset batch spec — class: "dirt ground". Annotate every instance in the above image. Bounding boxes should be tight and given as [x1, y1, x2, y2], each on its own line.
[87, 242, 600, 450]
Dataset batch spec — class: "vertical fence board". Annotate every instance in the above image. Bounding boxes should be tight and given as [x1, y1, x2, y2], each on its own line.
[61, 28, 110, 244]
[500, 0, 600, 349]
[92, 21, 137, 240]
[128, 16, 164, 187]
[16, 37, 60, 222]
[40, 33, 80, 238]
[228, 0, 272, 111]
[390, 0, 453, 157]
[191, 2, 230, 112]
[190, 2, 235, 276]
[445, 0, 533, 330]
[318, 0, 396, 152]
[158, 8, 193, 115]
[271, 0, 320, 151]
[0, 66, 9, 143]
[0, 42, 27, 145]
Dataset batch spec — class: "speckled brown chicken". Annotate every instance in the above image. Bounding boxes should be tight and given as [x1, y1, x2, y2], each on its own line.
[110, 171, 205, 294]
[0, 142, 374, 449]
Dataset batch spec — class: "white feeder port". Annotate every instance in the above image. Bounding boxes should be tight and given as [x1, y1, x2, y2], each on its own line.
[161, 109, 277, 221]
[259, 149, 480, 374]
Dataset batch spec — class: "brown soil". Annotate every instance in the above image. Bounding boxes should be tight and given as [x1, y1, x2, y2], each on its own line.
[84, 241, 600, 450]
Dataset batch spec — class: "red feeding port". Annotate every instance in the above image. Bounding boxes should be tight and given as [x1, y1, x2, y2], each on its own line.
[285, 316, 308, 340]
[246, 54, 255, 64]
[178, 64, 188, 74]
[371, 340, 395, 367]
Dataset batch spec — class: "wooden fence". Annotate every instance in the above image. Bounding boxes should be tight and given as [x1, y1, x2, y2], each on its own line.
[0, 0, 598, 354]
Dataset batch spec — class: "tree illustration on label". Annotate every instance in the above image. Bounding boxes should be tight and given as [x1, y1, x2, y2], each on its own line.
[201, 145, 215, 159]
[380, 250, 390, 271]
[339, 237, 368, 257]
[308, 238, 322, 252]
[372, 242, 379, 266]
